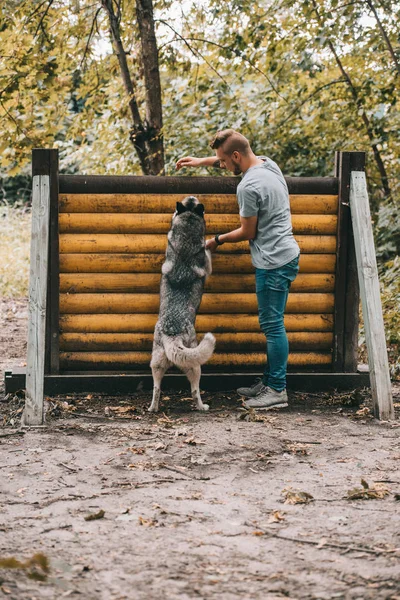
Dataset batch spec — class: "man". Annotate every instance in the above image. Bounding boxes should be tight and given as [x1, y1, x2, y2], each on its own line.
[176, 129, 300, 410]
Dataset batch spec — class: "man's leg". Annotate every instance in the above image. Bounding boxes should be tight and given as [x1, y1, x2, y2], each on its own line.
[256, 269, 290, 392]
[245, 257, 299, 408]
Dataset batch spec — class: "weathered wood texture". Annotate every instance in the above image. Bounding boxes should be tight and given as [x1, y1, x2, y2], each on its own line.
[59, 351, 332, 370]
[60, 332, 333, 351]
[59, 253, 336, 274]
[59, 273, 335, 293]
[60, 313, 334, 333]
[59, 292, 335, 314]
[59, 233, 336, 254]
[59, 212, 338, 234]
[350, 171, 393, 419]
[59, 176, 338, 195]
[24, 174, 50, 426]
[59, 193, 338, 214]
[58, 188, 341, 372]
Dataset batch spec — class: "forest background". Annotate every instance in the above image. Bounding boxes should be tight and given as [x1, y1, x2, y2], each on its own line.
[0, 0, 399, 376]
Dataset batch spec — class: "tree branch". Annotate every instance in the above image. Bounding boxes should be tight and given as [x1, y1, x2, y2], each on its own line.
[364, 0, 400, 77]
[169, 34, 290, 105]
[311, 0, 391, 200]
[276, 78, 348, 127]
[156, 21, 231, 88]
[80, 7, 102, 70]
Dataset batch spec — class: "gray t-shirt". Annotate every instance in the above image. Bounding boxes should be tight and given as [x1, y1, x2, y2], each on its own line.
[237, 156, 300, 270]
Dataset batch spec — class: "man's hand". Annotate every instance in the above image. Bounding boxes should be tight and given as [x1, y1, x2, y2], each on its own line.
[206, 238, 218, 252]
[176, 156, 202, 170]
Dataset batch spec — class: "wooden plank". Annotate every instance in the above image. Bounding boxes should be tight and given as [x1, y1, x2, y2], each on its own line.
[5, 368, 370, 395]
[59, 350, 332, 370]
[59, 233, 336, 254]
[59, 212, 338, 235]
[48, 149, 60, 374]
[59, 313, 334, 333]
[59, 252, 336, 274]
[59, 292, 335, 314]
[59, 175, 338, 196]
[59, 273, 335, 293]
[350, 171, 394, 420]
[24, 173, 50, 426]
[333, 151, 351, 372]
[59, 331, 333, 351]
[344, 153, 365, 371]
[59, 193, 338, 215]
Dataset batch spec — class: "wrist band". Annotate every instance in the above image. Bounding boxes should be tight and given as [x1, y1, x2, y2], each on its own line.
[215, 234, 224, 246]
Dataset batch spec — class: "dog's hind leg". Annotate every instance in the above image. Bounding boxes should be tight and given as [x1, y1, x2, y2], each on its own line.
[149, 350, 169, 413]
[184, 365, 209, 412]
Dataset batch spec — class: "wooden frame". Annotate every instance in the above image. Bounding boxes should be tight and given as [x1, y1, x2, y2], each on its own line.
[6, 149, 376, 421]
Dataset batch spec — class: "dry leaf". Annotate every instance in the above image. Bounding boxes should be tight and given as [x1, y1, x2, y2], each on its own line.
[268, 510, 285, 523]
[346, 479, 390, 500]
[287, 443, 310, 456]
[138, 516, 158, 527]
[252, 530, 265, 536]
[84, 509, 105, 521]
[282, 487, 314, 504]
[127, 447, 146, 454]
[184, 437, 205, 445]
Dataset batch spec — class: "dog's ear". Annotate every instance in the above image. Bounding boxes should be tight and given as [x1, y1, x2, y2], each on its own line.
[194, 203, 205, 218]
[176, 201, 186, 214]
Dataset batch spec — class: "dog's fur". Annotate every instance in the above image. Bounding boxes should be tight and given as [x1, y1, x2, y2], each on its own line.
[149, 196, 215, 412]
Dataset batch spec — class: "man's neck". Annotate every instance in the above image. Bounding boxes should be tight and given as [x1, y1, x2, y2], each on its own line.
[241, 152, 264, 173]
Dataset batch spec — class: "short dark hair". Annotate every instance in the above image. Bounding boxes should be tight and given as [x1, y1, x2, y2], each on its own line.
[210, 129, 251, 155]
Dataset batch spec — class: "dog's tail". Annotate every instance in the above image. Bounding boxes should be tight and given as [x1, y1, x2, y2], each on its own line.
[162, 333, 216, 369]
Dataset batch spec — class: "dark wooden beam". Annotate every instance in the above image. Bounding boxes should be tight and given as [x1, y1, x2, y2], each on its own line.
[5, 367, 370, 395]
[59, 175, 338, 195]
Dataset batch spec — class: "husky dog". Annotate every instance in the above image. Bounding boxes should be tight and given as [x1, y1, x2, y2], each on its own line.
[149, 196, 216, 412]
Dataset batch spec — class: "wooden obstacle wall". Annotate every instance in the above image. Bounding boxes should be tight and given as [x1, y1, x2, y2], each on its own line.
[54, 169, 346, 374]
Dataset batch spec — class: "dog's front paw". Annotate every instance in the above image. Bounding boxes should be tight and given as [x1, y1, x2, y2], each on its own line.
[148, 405, 159, 413]
[197, 403, 209, 412]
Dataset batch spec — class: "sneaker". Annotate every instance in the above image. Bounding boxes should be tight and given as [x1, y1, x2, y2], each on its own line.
[244, 387, 288, 410]
[237, 377, 267, 398]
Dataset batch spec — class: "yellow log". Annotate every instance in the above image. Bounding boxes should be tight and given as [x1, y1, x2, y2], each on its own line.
[60, 331, 333, 351]
[59, 213, 337, 235]
[60, 313, 334, 333]
[59, 350, 332, 369]
[59, 292, 335, 314]
[59, 272, 335, 293]
[59, 233, 336, 254]
[59, 252, 336, 274]
[59, 193, 338, 215]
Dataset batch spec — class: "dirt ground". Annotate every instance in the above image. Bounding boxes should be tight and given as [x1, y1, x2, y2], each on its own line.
[1, 297, 400, 600]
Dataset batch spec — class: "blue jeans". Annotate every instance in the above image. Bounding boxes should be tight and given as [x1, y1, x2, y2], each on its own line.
[255, 255, 300, 392]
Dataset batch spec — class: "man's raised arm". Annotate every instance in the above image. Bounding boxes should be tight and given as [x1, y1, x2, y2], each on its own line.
[175, 156, 223, 170]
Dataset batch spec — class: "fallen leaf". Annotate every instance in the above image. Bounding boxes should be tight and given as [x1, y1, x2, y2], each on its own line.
[268, 511, 285, 524]
[127, 447, 146, 454]
[346, 479, 390, 500]
[84, 510, 105, 521]
[282, 487, 314, 504]
[252, 530, 265, 536]
[138, 516, 158, 527]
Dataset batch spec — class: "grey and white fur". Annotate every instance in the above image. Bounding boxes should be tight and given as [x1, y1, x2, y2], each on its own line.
[149, 196, 215, 412]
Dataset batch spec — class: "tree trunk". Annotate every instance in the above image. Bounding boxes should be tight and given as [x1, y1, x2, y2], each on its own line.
[136, 0, 165, 175]
[101, 0, 164, 175]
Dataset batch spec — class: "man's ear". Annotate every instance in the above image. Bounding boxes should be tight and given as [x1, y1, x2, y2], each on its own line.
[176, 201, 186, 214]
[194, 203, 205, 218]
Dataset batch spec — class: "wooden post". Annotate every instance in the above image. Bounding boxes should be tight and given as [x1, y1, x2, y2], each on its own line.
[23, 149, 59, 426]
[333, 151, 351, 372]
[349, 171, 394, 420]
[344, 152, 365, 372]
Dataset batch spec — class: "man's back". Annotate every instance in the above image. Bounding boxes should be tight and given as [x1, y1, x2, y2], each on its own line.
[237, 156, 300, 270]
